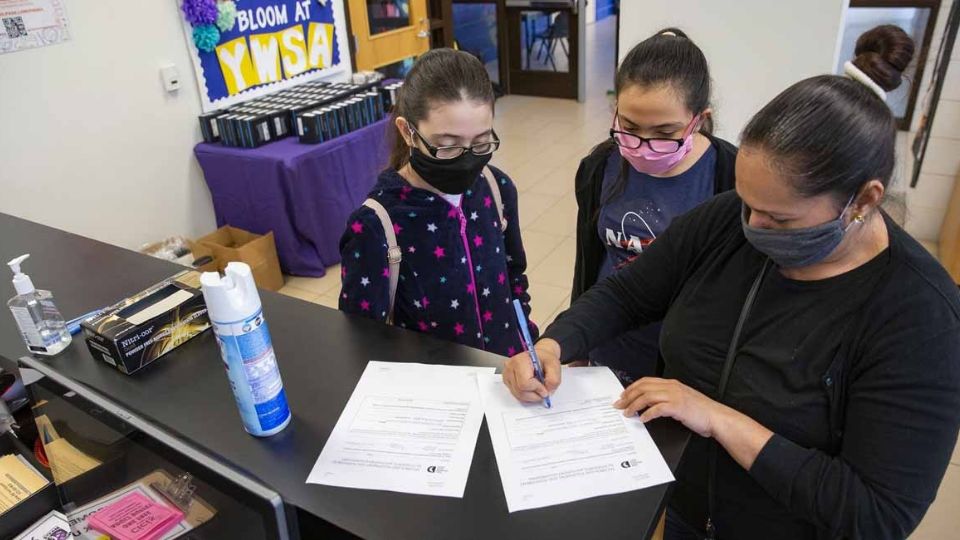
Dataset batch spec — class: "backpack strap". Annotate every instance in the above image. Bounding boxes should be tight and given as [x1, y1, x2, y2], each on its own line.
[362, 198, 402, 325]
[482, 166, 507, 232]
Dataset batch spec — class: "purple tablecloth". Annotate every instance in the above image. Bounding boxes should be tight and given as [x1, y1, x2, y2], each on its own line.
[194, 119, 391, 277]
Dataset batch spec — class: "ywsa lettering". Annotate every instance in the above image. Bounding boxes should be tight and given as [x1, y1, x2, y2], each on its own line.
[216, 22, 336, 95]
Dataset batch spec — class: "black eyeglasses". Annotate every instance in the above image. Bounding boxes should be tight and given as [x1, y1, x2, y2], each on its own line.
[609, 113, 699, 155]
[409, 126, 501, 159]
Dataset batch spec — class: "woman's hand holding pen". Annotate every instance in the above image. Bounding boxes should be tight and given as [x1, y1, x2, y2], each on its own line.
[503, 338, 562, 402]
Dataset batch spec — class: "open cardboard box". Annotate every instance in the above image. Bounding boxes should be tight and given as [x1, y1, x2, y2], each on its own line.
[195, 227, 283, 291]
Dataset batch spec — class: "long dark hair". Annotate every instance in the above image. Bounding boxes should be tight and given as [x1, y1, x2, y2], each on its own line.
[601, 28, 714, 210]
[615, 27, 713, 133]
[741, 25, 914, 205]
[387, 49, 495, 171]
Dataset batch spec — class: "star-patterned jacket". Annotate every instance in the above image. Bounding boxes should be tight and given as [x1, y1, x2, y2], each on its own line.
[338, 166, 538, 357]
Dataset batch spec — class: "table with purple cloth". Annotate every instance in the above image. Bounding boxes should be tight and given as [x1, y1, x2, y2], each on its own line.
[193, 119, 391, 277]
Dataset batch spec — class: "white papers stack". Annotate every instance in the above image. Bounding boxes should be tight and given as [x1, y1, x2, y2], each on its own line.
[477, 367, 674, 512]
[306, 361, 493, 497]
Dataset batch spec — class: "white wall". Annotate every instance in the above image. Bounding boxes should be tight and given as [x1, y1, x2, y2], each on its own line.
[902, 0, 960, 243]
[0, 1, 216, 249]
[618, 0, 847, 141]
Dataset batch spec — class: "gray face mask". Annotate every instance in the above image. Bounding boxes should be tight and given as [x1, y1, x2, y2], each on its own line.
[741, 196, 861, 268]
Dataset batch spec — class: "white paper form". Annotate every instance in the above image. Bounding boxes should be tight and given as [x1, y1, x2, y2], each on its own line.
[478, 367, 674, 512]
[307, 361, 495, 497]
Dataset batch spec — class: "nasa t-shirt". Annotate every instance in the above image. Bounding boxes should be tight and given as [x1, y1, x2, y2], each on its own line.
[590, 146, 716, 382]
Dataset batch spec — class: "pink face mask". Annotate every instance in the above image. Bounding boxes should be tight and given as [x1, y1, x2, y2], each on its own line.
[613, 115, 699, 176]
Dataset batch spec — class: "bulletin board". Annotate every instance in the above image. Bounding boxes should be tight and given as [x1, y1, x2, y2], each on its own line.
[177, 0, 353, 112]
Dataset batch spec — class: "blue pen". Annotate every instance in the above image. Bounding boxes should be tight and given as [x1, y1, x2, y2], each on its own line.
[66, 306, 109, 335]
[512, 299, 551, 408]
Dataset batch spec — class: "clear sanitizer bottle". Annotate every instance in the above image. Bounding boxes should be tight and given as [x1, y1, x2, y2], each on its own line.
[6, 254, 71, 356]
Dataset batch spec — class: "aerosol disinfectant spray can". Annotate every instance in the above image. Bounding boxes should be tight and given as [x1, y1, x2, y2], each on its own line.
[200, 262, 291, 437]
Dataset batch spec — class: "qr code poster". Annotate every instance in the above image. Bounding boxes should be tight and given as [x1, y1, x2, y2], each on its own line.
[179, 0, 353, 112]
[0, 0, 70, 54]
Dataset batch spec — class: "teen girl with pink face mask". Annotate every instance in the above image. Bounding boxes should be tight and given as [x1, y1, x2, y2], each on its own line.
[570, 28, 737, 384]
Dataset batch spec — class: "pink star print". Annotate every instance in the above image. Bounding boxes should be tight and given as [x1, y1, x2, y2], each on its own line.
[350, 221, 363, 234]
[467, 283, 475, 293]
[514, 285, 524, 295]
[382, 267, 390, 277]
[483, 196, 492, 208]
[422, 296, 430, 308]
[418, 321, 429, 331]
[473, 235, 483, 247]
[360, 300, 370, 311]
[454, 322, 465, 335]
[483, 310, 493, 322]
[433, 246, 445, 259]
[447, 207, 459, 219]
[393, 223, 403, 235]
[497, 272, 506, 285]
[507, 346, 516, 356]
[341, 266, 347, 277]
[399, 186, 412, 201]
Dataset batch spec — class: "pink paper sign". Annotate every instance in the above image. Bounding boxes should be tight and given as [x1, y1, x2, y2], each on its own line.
[88, 492, 184, 540]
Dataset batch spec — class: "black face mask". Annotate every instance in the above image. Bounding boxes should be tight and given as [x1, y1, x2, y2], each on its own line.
[408, 147, 492, 195]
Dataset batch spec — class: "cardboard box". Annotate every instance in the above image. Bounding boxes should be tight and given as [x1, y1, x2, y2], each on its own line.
[196, 226, 284, 291]
[81, 271, 211, 375]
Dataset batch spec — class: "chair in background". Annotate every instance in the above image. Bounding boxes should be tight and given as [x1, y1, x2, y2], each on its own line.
[531, 11, 569, 71]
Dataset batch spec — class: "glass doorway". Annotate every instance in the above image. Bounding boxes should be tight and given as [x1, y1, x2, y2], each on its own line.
[505, 0, 579, 98]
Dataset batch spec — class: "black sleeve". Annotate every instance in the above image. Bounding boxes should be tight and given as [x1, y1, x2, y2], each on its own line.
[571, 157, 594, 303]
[571, 142, 612, 303]
[544, 192, 739, 362]
[750, 322, 960, 539]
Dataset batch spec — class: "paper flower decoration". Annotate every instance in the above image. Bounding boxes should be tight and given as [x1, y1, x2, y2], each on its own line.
[182, 0, 218, 26]
[193, 24, 220, 52]
[216, 1, 237, 33]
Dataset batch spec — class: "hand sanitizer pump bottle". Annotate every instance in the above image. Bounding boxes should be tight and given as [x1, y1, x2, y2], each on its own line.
[7, 254, 71, 356]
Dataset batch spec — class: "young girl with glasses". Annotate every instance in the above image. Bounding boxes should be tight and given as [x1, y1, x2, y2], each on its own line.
[569, 28, 737, 384]
[338, 49, 537, 357]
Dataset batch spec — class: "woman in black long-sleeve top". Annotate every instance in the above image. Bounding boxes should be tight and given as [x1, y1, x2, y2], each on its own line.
[502, 26, 960, 540]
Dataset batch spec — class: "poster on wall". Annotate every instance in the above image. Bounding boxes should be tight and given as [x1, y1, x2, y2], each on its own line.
[912, 0, 960, 188]
[178, 0, 352, 112]
[0, 0, 70, 54]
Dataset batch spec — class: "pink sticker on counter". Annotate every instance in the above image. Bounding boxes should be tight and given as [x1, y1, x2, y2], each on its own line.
[87, 492, 184, 540]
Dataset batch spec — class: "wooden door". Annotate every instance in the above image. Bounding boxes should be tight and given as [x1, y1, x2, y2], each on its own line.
[349, 0, 432, 70]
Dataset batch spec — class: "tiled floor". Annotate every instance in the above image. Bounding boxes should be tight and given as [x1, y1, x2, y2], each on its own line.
[277, 16, 960, 536]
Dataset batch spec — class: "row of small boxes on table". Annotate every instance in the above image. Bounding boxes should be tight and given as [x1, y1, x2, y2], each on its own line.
[197, 80, 404, 148]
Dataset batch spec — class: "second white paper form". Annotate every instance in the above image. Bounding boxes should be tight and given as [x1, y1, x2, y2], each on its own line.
[478, 367, 674, 512]
[307, 361, 494, 497]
